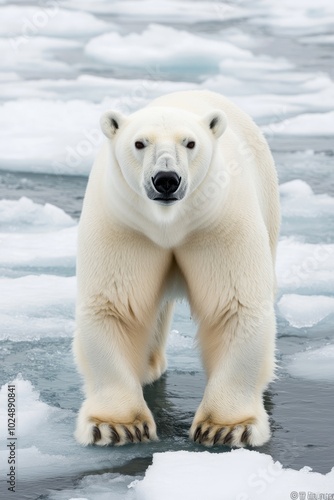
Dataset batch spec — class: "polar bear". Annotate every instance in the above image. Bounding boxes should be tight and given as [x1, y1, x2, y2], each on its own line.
[74, 90, 280, 448]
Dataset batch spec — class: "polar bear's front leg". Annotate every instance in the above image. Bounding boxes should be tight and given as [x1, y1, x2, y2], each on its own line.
[74, 224, 173, 446]
[189, 305, 276, 447]
[74, 314, 159, 446]
[176, 228, 277, 448]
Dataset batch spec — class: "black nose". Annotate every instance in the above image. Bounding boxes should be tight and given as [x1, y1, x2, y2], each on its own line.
[152, 171, 181, 194]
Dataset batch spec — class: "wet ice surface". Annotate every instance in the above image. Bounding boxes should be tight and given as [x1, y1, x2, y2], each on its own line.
[0, 0, 334, 498]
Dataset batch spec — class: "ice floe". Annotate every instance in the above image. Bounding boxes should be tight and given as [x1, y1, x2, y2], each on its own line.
[0, 6, 111, 38]
[287, 345, 334, 381]
[277, 238, 334, 293]
[85, 24, 252, 74]
[278, 294, 334, 328]
[0, 36, 80, 76]
[0, 275, 75, 341]
[131, 449, 334, 500]
[0, 226, 77, 268]
[63, 0, 249, 23]
[280, 180, 334, 217]
[0, 197, 75, 231]
[263, 111, 334, 136]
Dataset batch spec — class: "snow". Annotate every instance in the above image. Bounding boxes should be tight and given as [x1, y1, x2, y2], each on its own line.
[131, 450, 334, 500]
[278, 294, 334, 328]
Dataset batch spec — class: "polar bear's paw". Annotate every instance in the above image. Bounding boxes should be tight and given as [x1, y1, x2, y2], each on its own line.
[190, 414, 270, 448]
[75, 406, 158, 446]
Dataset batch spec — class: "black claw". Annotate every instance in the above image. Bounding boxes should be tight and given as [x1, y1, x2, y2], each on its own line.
[109, 425, 120, 444]
[143, 423, 150, 440]
[199, 429, 209, 443]
[92, 426, 101, 443]
[241, 426, 250, 443]
[194, 426, 202, 442]
[223, 430, 234, 445]
[213, 428, 223, 445]
[123, 426, 134, 443]
[135, 426, 142, 442]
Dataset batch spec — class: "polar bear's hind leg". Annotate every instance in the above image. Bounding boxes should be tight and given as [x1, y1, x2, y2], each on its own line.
[143, 301, 175, 385]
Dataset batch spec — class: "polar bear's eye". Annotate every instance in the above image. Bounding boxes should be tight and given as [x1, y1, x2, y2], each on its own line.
[186, 141, 195, 149]
[135, 141, 145, 150]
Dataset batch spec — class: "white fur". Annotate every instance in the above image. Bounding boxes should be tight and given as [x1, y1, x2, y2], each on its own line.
[74, 90, 280, 447]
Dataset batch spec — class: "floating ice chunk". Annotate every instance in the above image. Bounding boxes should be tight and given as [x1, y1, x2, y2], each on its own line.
[253, 14, 334, 37]
[131, 449, 334, 500]
[63, 0, 248, 23]
[280, 180, 334, 217]
[219, 55, 293, 78]
[263, 110, 334, 136]
[0, 226, 77, 268]
[0, 99, 106, 174]
[85, 24, 252, 73]
[250, 0, 334, 37]
[0, 6, 111, 38]
[0, 36, 80, 76]
[0, 274, 75, 314]
[277, 294, 334, 328]
[0, 376, 55, 442]
[0, 313, 74, 341]
[0, 275, 76, 340]
[287, 345, 334, 381]
[301, 34, 334, 45]
[0, 71, 20, 82]
[0, 376, 75, 481]
[277, 238, 334, 293]
[231, 94, 303, 124]
[0, 74, 195, 107]
[168, 329, 194, 349]
[0, 197, 75, 231]
[205, 68, 334, 104]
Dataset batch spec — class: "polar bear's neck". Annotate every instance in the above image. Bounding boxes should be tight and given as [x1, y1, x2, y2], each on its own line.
[98, 155, 230, 249]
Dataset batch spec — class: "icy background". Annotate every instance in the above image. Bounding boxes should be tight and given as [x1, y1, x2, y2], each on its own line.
[0, 0, 333, 498]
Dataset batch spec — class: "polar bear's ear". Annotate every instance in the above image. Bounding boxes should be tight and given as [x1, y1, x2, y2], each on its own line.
[100, 111, 126, 139]
[202, 110, 227, 139]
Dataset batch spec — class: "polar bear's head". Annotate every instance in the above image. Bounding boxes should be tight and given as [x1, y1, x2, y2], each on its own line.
[100, 106, 227, 206]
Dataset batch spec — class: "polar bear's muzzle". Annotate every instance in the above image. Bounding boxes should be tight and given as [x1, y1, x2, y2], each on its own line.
[146, 170, 185, 204]
[151, 171, 181, 202]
